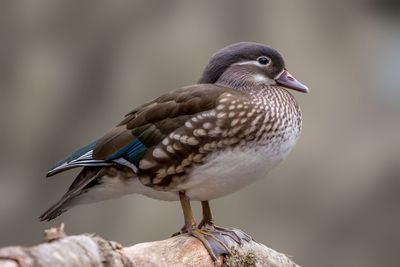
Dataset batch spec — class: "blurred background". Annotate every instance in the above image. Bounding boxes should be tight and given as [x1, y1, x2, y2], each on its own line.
[0, 0, 399, 266]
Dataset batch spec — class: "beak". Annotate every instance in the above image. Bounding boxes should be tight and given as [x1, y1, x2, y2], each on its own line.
[275, 70, 309, 93]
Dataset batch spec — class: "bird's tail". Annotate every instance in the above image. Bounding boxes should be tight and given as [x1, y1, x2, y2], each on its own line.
[39, 167, 103, 221]
[39, 195, 70, 221]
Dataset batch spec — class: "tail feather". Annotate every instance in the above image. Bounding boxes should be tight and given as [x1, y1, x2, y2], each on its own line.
[39, 167, 103, 221]
[39, 197, 70, 221]
[46, 160, 114, 177]
[46, 141, 115, 177]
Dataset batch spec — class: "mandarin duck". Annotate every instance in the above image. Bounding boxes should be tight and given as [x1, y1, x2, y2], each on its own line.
[40, 42, 308, 260]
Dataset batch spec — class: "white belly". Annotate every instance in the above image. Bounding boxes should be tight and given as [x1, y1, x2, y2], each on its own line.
[178, 145, 287, 200]
[69, 143, 296, 209]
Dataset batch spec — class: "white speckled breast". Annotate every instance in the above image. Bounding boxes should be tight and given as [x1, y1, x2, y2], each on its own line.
[179, 130, 300, 200]
[133, 86, 302, 201]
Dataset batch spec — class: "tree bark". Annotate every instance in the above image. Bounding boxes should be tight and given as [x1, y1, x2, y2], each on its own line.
[0, 224, 300, 267]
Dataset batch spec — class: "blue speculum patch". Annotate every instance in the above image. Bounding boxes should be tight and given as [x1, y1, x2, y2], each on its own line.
[107, 139, 147, 163]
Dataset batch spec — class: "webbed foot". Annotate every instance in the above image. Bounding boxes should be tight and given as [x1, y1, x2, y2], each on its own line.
[187, 227, 231, 260]
[198, 219, 252, 244]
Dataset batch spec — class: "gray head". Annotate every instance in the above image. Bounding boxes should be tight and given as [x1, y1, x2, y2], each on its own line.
[199, 42, 308, 93]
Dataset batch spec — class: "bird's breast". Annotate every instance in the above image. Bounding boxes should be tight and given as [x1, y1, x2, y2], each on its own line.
[179, 131, 300, 200]
[134, 86, 302, 200]
[179, 89, 302, 200]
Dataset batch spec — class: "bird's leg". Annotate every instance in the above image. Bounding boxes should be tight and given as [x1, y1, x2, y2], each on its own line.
[179, 191, 196, 231]
[198, 200, 252, 244]
[176, 192, 230, 261]
[197, 201, 215, 230]
[171, 192, 195, 237]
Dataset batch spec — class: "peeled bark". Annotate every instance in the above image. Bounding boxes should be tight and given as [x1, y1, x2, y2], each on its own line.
[0, 224, 300, 267]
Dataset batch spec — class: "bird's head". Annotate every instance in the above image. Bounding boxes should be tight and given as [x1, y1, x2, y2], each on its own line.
[199, 42, 308, 93]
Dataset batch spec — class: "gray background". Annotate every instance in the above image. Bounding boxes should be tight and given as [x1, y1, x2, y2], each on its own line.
[1, 1, 399, 266]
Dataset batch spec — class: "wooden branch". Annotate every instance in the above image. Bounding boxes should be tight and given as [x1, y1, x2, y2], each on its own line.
[0, 224, 300, 267]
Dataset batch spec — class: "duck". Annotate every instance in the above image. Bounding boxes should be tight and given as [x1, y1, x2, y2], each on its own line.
[40, 42, 309, 260]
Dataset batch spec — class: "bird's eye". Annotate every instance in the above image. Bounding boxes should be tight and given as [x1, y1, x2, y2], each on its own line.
[257, 56, 270, 65]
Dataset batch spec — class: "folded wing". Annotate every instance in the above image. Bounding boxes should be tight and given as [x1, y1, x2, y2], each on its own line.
[46, 84, 236, 178]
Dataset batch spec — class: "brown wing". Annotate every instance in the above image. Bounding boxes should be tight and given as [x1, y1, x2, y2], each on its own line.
[134, 90, 260, 191]
[91, 84, 243, 164]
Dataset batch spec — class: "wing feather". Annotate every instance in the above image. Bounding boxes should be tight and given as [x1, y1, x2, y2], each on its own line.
[91, 84, 234, 163]
[47, 84, 238, 177]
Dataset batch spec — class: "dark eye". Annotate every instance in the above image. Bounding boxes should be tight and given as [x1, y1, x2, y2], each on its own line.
[257, 56, 270, 65]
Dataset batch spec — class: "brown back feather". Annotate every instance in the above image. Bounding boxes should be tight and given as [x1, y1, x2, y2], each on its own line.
[91, 84, 240, 161]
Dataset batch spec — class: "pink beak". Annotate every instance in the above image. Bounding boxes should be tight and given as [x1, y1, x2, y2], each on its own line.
[276, 70, 309, 93]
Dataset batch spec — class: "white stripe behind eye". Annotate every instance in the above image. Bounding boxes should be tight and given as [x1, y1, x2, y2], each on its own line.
[233, 58, 284, 86]
[234, 58, 271, 67]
